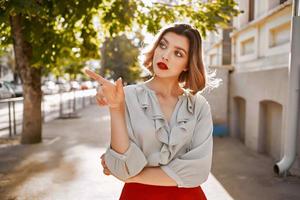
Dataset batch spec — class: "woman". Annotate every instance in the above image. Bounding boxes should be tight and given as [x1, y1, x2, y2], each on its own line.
[85, 23, 213, 200]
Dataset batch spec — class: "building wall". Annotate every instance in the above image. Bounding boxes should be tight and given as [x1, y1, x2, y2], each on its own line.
[259, 100, 283, 161]
[202, 0, 299, 175]
[229, 0, 299, 175]
[232, 4, 291, 72]
[229, 67, 288, 156]
[0, 64, 14, 81]
[203, 67, 230, 126]
[203, 29, 232, 134]
[0, 50, 15, 82]
[203, 30, 223, 67]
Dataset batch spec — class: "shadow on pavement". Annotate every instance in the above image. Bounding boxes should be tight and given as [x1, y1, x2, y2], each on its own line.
[0, 105, 115, 199]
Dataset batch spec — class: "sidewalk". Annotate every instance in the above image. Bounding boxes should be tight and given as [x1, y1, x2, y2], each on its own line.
[0, 105, 299, 200]
[211, 137, 300, 200]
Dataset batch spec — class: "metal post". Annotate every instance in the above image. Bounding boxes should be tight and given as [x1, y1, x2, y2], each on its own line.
[8, 101, 12, 137]
[13, 101, 16, 135]
[42, 96, 45, 122]
[73, 90, 76, 112]
[59, 91, 63, 117]
[82, 93, 85, 108]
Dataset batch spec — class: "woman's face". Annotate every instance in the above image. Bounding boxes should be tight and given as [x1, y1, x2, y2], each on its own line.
[152, 32, 189, 79]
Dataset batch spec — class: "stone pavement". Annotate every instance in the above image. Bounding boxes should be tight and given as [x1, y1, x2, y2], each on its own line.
[0, 105, 299, 200]
[211, 137, 300, 200]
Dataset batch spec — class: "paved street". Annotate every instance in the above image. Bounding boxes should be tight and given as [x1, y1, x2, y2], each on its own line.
[0, 105, 299, 200]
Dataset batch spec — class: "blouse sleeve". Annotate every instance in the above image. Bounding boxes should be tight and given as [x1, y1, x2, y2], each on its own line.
[104, 100, 148, 181]
[161, 96, 213, 187]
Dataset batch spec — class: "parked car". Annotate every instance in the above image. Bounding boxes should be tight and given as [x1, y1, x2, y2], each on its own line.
[0, 81, 15, 99]
[92, 81, 99, 88]
[41, 81, 59, 95]
[4, 81, 23, 97]
[80, 81, 93, 90]
[70, 81, 80, 90]
[56, 80, 71, 92]
[12, 83, 23, 97]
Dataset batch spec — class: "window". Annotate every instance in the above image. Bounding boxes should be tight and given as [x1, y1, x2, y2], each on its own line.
[269, 23, 290, 47]
[280, 0, 287, 4]
[209, 54, 218, 66]
[241, 37, 255, 56]
[249, 0, 255, 22]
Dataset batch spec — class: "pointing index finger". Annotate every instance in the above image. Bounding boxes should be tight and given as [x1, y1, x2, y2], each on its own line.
[83, 68, 107, 84]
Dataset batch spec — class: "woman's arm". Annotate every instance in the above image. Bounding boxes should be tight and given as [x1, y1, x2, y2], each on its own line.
[109, 104, 130, 154]
[86, 69, 147, 180]
[105, 106, 176, 186]
[126, 167, 177, 186]
[101, 155, 177, 186]
[85, 68, 130, 154]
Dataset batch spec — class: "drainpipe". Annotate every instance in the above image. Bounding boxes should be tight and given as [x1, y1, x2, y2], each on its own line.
[274, 0, 300, 176]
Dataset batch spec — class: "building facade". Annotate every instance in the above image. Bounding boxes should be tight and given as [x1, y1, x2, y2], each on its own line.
[204, 0, 300, 175]
[0, 48, 15, 82]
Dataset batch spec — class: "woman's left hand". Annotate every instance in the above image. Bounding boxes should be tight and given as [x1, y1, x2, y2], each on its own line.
[100, 154, 111, 176]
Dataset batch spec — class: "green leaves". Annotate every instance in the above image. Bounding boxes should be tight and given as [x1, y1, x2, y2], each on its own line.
[99, 0, 137, 36]
[0, 0, 240, 77]
[1, 0, 103, 73]
[101, 34, 141, 84]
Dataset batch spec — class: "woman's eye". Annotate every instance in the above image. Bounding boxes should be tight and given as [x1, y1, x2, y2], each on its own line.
[159, 41, 167, 49]
[175, 50, 183, 57]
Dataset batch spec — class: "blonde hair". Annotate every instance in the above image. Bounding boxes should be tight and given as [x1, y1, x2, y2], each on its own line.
[142, 23, 211, 95]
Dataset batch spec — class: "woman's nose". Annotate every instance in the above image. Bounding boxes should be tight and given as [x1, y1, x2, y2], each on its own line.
[162, 51, 170, 61]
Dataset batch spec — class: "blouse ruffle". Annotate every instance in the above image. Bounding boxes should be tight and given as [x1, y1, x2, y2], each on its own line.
[135, 84, 197, 165]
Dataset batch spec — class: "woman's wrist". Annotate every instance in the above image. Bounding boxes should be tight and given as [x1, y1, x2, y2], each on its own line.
[109, 101, 125, 112]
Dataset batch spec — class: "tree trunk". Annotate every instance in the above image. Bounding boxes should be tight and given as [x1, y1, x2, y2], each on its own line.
[10, 14, 42, 144]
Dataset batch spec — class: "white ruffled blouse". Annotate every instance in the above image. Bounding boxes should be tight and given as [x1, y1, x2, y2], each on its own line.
[104, 83, 213, 188]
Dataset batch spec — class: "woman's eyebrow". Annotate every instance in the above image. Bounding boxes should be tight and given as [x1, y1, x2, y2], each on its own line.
[161, 37, 188, 55]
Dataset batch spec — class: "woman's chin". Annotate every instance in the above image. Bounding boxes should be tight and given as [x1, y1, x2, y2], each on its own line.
[153, 70, 169, 77]
[153, 71, 179, 80]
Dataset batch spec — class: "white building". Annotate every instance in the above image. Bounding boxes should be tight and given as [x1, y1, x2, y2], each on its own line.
[0, 48, 15, 82]
[204, 0, 300, 176]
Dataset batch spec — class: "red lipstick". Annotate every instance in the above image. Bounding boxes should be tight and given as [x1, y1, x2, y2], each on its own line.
[157, 62, 168, 70]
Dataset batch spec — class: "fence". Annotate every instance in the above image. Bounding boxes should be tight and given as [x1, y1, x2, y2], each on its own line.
[0, 89, 96, 138]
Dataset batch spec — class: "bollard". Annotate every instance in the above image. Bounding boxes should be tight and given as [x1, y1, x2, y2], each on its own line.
[42, 96, 45, 122]
[59, 91, 63, 117]
[72, 90, 76, 112]
[13, 101, 16, 135]
[82, 95, 85, 108]
[8, 101, 12, 137]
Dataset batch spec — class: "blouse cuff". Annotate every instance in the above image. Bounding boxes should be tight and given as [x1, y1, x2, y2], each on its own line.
[105, 141, 147, 181]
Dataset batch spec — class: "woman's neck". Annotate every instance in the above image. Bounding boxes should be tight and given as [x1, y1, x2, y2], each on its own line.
[145, 76, 183, 98]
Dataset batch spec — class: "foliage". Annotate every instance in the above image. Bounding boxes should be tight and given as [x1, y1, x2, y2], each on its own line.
[0, 0, 240, 76]
[101, 34, 141, 84]
[0, 0, 240, 143]
[133, 0, 240, 37]
[0, 0, 103, 75]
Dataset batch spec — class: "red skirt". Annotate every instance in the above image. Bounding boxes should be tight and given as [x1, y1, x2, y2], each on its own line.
[119, 183, 207, 200]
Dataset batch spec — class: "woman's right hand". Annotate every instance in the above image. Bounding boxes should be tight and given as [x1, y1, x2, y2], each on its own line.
[96, 87, 109, 106]
[84, 68, 125, 109]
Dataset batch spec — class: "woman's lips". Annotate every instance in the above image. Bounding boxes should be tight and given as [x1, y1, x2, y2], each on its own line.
[157, 62, 168, 70]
